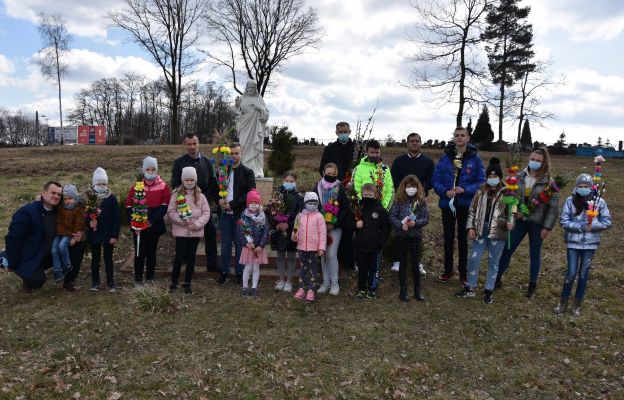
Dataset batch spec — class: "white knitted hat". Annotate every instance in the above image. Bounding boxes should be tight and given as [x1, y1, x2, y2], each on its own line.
[181, 166, 197, 182]
[92, 167, 108, 185]
[303, 191, 319, 204]
[142, 156, 158, 171]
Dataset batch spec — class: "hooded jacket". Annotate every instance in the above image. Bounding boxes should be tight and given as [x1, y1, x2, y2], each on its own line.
[349, 198, 391, 251]
[352, 157, 394, 209]
[560, 196, 611, 250]
[432, 143, 485, 209]
[125, 175, 171, 236]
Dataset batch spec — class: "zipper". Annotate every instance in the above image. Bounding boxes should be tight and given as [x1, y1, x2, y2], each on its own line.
[304, 214, 309, 249]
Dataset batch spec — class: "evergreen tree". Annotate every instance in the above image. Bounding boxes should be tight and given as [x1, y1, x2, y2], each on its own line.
[482, 0, 535, 142]
[520, 119, 532, 147]
[268, 125, 296, 176]
[472, 105, 494, 148]
[597, 136, 603, 147]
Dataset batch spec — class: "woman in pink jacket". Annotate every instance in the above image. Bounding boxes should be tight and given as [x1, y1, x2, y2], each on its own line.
[291, 192, 327, 302]
[167, 167, 210, 294]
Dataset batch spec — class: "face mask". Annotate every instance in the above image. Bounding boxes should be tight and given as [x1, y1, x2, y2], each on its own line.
[405, 187, 418, 197]
[487, 178, 500, 187]
[368, 156, 380, 164]
[576, 188, 591, 197]
[337, 133, 349, 143]
[528, 161, 542, 171]
[144, 173, 157, 181]
[248, 204, 260, 212]
[305, 203, 318, 211]
[94, 186, 107, 193]
[324, 175, 337, 183]
[184, 183, 195, 190]
[283, 182, 296, 191]
[361, 197, 376, 207]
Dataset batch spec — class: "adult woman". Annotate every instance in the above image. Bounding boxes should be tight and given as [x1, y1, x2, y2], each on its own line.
[432, 127, 485, 285]
[495, 147, 560, 297]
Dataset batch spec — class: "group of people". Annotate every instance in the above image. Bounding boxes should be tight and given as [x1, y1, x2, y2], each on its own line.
[1, 125, 612, 315]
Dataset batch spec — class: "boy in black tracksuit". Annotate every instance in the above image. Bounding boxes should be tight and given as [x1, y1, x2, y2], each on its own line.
[350, 183, 391, 299]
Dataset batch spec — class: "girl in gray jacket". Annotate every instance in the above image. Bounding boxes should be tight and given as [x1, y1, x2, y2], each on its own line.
[555, 174, 611, 315]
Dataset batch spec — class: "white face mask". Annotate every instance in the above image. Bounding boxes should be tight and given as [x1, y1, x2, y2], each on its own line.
[184, 183, 195, 190]
[248, 204, 260, 212]
[305, 203, 318, 211]
[405, 187, 418, 197]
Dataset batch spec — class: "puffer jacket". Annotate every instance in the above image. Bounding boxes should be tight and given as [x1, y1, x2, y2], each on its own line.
[293, 211, 327, 252]
[432, 143, 485, 209]
[125, 175, 172, 236]
[237, 211, 270, 248]
[350, 199, 391, 251]
[466, 184, 510, 241]
[516, 169, 560, 230]
[57, 205, 86, 236]
[388, 199, 429, 238]
[560, 196, 611, 250]
[167, 190, 211, 238]
[352, 157, 394, 209]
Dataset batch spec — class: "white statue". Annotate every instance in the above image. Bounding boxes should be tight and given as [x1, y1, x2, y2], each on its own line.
[235, 80, 269, 178]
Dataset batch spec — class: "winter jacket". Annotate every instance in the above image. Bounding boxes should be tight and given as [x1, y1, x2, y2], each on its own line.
[167, 190, 211, 238]
[237, 212, 270, 248]
[87, 195, 121, 245]
[352, 157, 394, 209]
[226, 164, 256, 216]
[293, 211, 327, 252]
[171, 153, 220, 203]
[389, 199, 429, 238]
[515, 169, 560, 230]
[560, 196, 611, 250]
[466, 184, 511, 241]
[314, 182, 351, 230]
[267, 186, 303, 252]
[432, 143, 485, 209]
[319, 139, 355, 181]
[390, 153, 435, 195]
[57, 205, 86, 236]
[349, 199, 391, 251]
[125, 175, 171, 236]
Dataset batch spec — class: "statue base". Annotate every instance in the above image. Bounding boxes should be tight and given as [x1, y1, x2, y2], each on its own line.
[255, 177, 274, 205]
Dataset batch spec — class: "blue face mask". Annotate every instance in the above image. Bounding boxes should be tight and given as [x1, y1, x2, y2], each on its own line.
[144, 173, 157, 181]
[283, 182, 296, 191]
[576, 187, 591, 197]
[337, 133, 350, 144]
[94, 186, 107, 194]
[528, 160, 542, 171]
[487, 178, 500, 187]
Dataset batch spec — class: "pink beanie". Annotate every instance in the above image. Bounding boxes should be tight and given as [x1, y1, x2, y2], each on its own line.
[246, 188, 261, 206]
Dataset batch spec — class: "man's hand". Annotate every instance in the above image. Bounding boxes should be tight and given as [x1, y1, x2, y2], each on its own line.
[109, 238, 118, 245]
[454, 187, 465, 194]
[446, 189, 456, 198]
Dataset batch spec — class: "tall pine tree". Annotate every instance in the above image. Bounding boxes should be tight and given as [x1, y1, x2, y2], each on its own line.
[483, 0, 535, 142]
[520, 119, 532, 147]
[472, 105, 494, 148]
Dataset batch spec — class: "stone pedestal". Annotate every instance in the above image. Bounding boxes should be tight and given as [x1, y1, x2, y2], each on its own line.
[255, 177, 274, 204]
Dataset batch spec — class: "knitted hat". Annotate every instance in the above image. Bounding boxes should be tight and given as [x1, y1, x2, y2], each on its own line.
[575, 173, 593, 187]
[92, 167, 108, 185]
[62, 184, 80, 201]
[486, 157, 503, 178]
[246, 188, 261, 206]
[142, 156, 158, 171]
[181, 166, 197, 182]
[303, 191, 319, 204]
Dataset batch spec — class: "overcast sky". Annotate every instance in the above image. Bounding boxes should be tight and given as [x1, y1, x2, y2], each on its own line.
[0, 0, 623, 145]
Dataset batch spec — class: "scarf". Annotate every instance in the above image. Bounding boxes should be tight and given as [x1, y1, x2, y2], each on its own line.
[318, 179, 340, 205]
[243, 208, 266, 225]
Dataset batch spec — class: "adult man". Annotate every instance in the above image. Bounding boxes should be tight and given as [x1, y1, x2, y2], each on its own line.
[319, 121, 355, 182]
[4, 181, 84, 292]
[171, 133, 220, 272]
[217, 143, 256, 284]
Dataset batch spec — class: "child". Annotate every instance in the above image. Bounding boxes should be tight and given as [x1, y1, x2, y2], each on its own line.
[51, 184, 85, 283]
[167, 167, 210, 295]
[291, 192, 327, 302]
[125, 156, 171, 284]
[237, 189, 270, 298]
[352, 183, 391, 299]
[555, 173, 611, 315]
[455, 158, 512, 304]
[88, 168, 121, 291]
[268, 170, 303, 293]
[389, 176, 429, 302]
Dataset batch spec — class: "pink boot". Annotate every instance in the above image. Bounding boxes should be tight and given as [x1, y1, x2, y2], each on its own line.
[305, 289, 315, 302]
[294, 288, 305, 300]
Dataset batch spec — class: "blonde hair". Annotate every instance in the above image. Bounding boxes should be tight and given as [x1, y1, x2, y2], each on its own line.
[394, 175, 425, 204]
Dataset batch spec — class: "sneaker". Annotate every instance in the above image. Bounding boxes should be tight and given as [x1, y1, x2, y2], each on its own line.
[274, 280, 285, 291]
[329, 284, 339, 296]
[355, 290, 367, 299]
[217, 273, 228, 284]
[89, 283, 100, 291]
[0, 253, 8, 269]
[249, 288, 258, 298]
[169, 284, 177, 294]
[53, 270, 64, 283]
[483, 290, 493, 304]
[183, 284, 192, 295]
[107, 283, 117, 292]
[241, 287, 250, 298]
[419, 263, 427, 276]
[526, 282, 537, 298]
[235, 273, 243, 285]
[455, 286, 475, 298]
[317, 283, 330, 294]
[283, 281, 293, 293]
[494, 277, 502, 289]
[305, 290, 315, 302]
[437, 272, 453, 282]
[366, 290, 376, 300]
[391, 261, 400, 272]
[294, 287, 305, 300]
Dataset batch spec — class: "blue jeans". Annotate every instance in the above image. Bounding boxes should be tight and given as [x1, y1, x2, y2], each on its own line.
[467, 237, 505, 291]
[51, 235, 71, 273]
[561, 248, 595, 300]
[220, 213, 243, 275]
[497, 219, 543, 284]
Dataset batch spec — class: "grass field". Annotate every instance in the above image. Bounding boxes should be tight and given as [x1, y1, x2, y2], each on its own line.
[0, 145, 622, 399]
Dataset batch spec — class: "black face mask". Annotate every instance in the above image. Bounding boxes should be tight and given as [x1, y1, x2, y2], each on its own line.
[368, 156, 380, 164]
[361, 197, 376, 208]
[324, 175, 337, 183]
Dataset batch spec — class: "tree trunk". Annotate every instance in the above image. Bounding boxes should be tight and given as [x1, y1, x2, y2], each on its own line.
[498, 82, 504, 142]
[55, 42, 63, 145]
[456, 31, 467, 128]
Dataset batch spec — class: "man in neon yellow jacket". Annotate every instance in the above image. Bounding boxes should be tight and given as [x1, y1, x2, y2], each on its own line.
[352, 139, 394, 209]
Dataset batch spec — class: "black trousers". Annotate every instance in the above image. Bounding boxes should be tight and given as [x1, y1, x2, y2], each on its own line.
[65, 241, 85, 284]
[356, 250, 378, 292]
[133, 230, 161, 282]
[204, 219, 218, 271]
[396, 236, 421, 294]
[91, 243, 115, 286]
[338, 226, 354, 269]
[441, 205, 469, 279]
[171, 237, 200, 285]
[22, 243, 85, 289]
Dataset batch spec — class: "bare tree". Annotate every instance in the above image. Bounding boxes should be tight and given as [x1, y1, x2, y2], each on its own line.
[204, 0, 322, 96]
[37, 13, 72, 145]
[110, 0, 207, 144]
[406, 0, 489, 127]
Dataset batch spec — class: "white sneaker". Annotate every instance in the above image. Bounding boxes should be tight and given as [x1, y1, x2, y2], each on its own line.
[317, 283, 330, 294]
[283, 281, 293, 292]
[274, 280, 285, 291]
[329, 284, 339, 296]
[419, 263, 427, 276]
[391, 261, 400, 272]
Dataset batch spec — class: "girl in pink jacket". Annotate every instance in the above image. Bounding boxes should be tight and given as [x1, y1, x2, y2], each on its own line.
[291, 192, 327, 302]
[167, 167, 210, 294]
